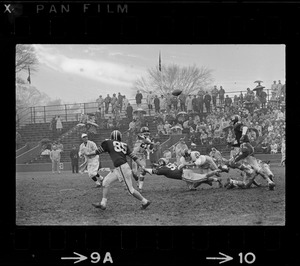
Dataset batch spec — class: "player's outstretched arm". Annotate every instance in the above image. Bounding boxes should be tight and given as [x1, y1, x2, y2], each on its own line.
[135, 158, 152, 175]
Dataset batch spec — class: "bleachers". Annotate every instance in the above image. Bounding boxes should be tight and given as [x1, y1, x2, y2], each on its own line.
[23, 115, 170, 165]
[17, 121, 79, 147]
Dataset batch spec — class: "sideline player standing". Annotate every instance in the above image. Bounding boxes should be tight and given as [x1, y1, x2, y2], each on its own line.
[79, 133, 103, 187]
[86, 130, 151, 210]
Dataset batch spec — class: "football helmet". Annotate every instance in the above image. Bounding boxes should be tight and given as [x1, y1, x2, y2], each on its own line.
[158, 158, 168, 166]
[231, 115, 241, 125]
[182, 148, 191, 158]
[140, 126, 150, 136]
[111, 130, 122, 141]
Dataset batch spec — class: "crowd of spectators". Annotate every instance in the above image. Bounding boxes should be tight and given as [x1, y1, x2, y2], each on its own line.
[143, 82, 286, 155]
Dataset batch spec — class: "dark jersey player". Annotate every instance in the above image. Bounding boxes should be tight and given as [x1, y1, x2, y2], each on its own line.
[230, 115, 248, 149]
[145, 158, 223, 190]
[85, 130, 151, 210]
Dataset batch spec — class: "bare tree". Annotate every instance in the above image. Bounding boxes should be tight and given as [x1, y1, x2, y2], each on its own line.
[16, 77, 50, 109]
[132, 64, 214, 95]
[16, 44, 39, 73]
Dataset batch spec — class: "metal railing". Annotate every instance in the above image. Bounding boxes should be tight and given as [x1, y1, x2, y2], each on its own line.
[16, 89, 279, 128]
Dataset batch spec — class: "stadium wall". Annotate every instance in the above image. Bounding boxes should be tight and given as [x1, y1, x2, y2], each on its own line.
[16, 154, 282, 172]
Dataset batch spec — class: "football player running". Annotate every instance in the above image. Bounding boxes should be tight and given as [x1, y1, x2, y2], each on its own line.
[225, 134, 276, 190]
[85, 130, 151, 210]
[144, 158, 223, 190]
[132, 126, 155, 192]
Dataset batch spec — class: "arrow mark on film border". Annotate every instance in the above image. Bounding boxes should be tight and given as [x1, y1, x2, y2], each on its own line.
[61, 252, 88, 264]
[206, 252, 233, 264]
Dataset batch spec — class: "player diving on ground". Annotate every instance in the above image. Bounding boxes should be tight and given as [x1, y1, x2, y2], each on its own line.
[143, 153, 228, 191]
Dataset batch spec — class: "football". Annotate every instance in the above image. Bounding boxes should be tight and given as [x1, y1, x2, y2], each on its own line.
[172, 89, 183, 96]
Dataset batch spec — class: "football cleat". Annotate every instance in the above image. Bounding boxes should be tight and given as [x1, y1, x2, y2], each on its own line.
[218, 180, 223, 188]
[141, 201, 151, 210]
[92, 203, 106, 210]
[268, 182, 275, 191]
[224, 178, 235, 189]
[219, 165, 229, 173]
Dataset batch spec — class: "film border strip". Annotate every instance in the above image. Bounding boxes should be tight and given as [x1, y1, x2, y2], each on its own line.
[2, 0, 299, 265]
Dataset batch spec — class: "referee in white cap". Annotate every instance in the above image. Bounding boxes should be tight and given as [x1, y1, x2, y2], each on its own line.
[78, 133, 103, 187]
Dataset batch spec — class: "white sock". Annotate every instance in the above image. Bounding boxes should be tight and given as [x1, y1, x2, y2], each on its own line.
[139, 181, 144, 189]
[95, 181, 101, 185]
[141, 198, 147, 204]
[99, 175, 104, 181]
[101, 198, 107, 206]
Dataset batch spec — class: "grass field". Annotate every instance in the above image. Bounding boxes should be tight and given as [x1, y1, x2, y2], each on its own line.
[16, 157, 285, 226]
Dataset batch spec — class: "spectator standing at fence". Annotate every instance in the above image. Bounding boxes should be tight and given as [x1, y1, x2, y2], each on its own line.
[204, 91, 211, 113]
[49, 116, 56, 133]
[153, 95, 160, 114]
[50, 144, 62, 174]
[260, 89, 267, 108]
[136, 90, 143, 108]
[179, 93, 186, 111]
[219, 86, 225, 105]
[192, 95, 198, 113]
[110, 93, 118, 115]
[171, 95, 178, 110]
[116, 92, 122, 112]
[126, 103, 133, 120]
[70, 145, 79, 174]
[186, 94, 193, 113]
[238, 92, 244, 105]
[146, 91, 154, 113]
[96, 95, 105, 117]
[56, 115, 63, 134]
[104, 94, 111, 114]
[160, 95, 166, 112]
[211, 86, 219, 109]
[196, 93, 203, 114]
[121, 95, 127, 110]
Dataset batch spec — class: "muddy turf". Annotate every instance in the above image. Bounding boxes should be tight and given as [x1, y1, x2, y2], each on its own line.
[16, 158, 285, 226]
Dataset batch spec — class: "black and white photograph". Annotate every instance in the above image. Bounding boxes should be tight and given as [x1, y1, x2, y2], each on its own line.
[16, 44, 285, 226]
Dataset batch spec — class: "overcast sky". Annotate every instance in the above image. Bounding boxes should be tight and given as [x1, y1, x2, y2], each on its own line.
[18, 44, 285, 104]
